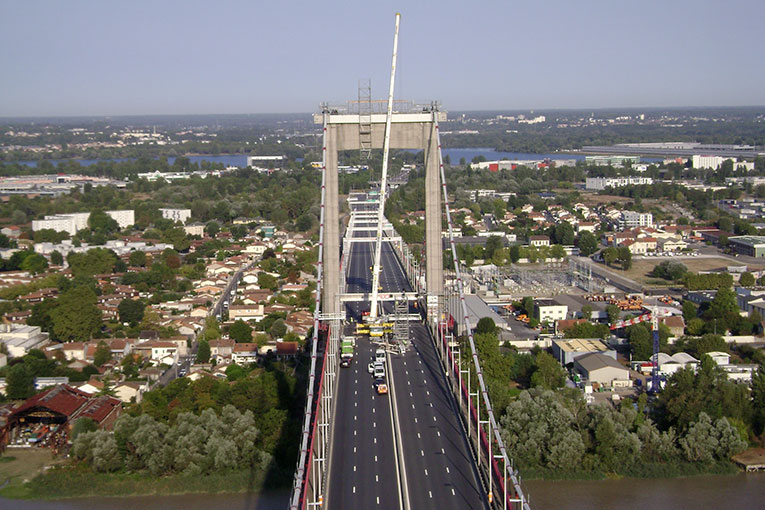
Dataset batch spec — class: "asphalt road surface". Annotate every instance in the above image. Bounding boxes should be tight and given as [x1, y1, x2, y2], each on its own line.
[326, 219, 488, 509]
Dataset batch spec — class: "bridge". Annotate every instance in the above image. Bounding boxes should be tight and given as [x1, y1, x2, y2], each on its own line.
[288, 100, 533, 510]
[289, 16, 531, 509]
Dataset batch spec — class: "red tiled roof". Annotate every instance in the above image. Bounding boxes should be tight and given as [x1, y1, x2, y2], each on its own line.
[9, 384, 92, 419]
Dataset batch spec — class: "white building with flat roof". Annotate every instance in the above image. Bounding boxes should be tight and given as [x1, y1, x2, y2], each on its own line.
[0, 323, 49, 358]
[32, 210, 133, 234]
[160, 208, 192, 224]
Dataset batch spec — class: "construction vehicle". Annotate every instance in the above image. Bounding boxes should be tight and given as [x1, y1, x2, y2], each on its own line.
[340, 337, 355, 367]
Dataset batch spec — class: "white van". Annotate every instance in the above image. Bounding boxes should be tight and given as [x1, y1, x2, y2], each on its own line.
[375, 349, 385, 363]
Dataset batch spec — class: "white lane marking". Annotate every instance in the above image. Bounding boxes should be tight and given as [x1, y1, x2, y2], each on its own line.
[430, 402, 433, 407]
[375, 455, 378, 462]
[420, 450, 424, 457]
[353, 486, 356, 494]
[409, 392, 413, 397]
[433, 416, 437, 422]
[417, 432, 421, 439]
[355, 390, 358, 395]
[451, 488, 456, 496]
[424, 468, 428, 476]
[441, 448, 445, 454]
[411, 403, 415, 409]
[426, 391, 430, 396]
[374, 437, 377, 444]
[373, 422, 376, 428]
[446, 466, 450, 473]
[355, 402, 357, 407]
[437, 431, 441, 437]
[354, 446, 357, 453]
[354, 415, 357, 421]
[373, 407, 375, 413]
[376, 474, 379, 482]
[414, 417, 418, 423]
[377, 496, 380, 505]
[354, 465, 356, 472]
[354, 430, 357, 436]
[429, 491, 433, 499]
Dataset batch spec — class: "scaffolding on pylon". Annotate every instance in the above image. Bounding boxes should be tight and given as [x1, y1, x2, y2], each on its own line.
[358, 79, 372, 160]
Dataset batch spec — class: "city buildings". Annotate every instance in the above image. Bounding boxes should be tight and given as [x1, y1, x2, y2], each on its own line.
[585, 176, 653, 191]
[619, 211, 653, 228]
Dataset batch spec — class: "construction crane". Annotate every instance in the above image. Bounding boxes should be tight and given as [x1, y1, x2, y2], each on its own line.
[609, 306, 670, 392]
[368, 13, 401, 332]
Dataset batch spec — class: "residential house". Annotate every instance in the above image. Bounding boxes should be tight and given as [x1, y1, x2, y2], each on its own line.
[232, 343, 259, 364]
[229, 304, 265, 322]
[529, 235, 550, 247]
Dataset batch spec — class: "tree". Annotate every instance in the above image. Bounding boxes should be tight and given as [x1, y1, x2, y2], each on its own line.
[21, 253, 48, 274]
[269, 319, 287, 338]
[205, 221, 220, 237]
[94, 341, 112, 367]
[550, 244, 566, 260]
[739, 272, 755, 287]
[51, 285, 102, 342]
[196, 339, 211, 363]
[71, 417, 98, 440]
[577, 231, 598, 257]
[229, 320, 253, 343]
[553, 222, 575, 245]
[707, 287, 738, 320]
[6, 363, 34, 399]
[508, 245, 520, 264]
[606, 304, 621, 324]
[627, 324, 653, 360]
[484, 236, 503, 261]
[50, 250, 63, 266]
[617, 246, 632, 270]
[118, 299, 145, 326]
[129, 250, 147, 267]
[602, 247, 618, 266]
[752, 363, 765, 435]
[581, 304, 593, 320]
[682, 300, 697, 323]
[531, 352, 566, 390]
[475, 317, 497, 335]
[88, 210, 120, 234]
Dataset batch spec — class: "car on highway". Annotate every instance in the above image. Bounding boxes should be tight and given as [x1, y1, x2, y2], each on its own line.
[374, 365, 385, 379]
[368, 362, 375, 374]
[375, 348, 385, 363]
[374, 378, 388, 395]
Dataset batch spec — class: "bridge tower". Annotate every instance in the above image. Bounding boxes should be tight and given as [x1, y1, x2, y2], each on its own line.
[316, 105, 447, 322]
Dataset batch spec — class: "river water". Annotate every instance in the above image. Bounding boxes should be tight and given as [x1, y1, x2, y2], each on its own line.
[2, 473, 764, 509]
[524, 472, 765, 510]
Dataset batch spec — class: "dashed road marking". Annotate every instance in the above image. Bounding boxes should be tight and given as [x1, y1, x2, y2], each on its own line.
[424, 468, 428, 476]
[446, 466, 450, 473]
[420, 450, 424, 457]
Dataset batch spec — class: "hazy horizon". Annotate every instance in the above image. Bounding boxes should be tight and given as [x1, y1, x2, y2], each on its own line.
[2, 1, 764, 117]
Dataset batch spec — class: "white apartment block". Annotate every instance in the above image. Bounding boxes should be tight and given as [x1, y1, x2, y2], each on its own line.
[160, 208, 192, 224]
[692, 155, 755, 171]
[32, 210, 134, 234]
[535, 299, 568, 323]
[585, 177, 654, 191]
[620, 211, 653, 228]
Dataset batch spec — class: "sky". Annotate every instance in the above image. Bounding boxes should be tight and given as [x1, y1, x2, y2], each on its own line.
[1, 0, 764, 116]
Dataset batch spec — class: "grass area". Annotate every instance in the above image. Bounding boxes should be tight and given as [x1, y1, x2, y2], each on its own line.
[0, 462, 266, 500]
[0, 448, 65, 495]
[622, 257, 761, 285]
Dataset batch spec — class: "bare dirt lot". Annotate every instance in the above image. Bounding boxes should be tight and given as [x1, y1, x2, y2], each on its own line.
[0, 447, 63, 490]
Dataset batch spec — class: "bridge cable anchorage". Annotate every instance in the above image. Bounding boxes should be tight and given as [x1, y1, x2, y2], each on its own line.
[432, 110, 531, 510]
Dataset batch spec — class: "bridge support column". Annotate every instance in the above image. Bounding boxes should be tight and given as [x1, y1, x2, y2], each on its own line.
[323, 126, 340, 314]
[425, 120, 443, 322]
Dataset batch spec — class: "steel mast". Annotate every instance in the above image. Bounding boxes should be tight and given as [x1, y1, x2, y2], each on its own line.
[369, 12, 400, 320]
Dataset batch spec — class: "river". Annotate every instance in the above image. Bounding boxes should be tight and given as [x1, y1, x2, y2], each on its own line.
[524, 472, 765, 510]
[2, 473, 764, 509]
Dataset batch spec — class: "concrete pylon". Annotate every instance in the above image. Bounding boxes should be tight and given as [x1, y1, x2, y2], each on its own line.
[424, 119, 443, 321]
[317, 108, 447, 320]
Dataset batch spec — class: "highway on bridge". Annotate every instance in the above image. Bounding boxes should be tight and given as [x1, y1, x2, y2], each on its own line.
[326, 216, 488, 509]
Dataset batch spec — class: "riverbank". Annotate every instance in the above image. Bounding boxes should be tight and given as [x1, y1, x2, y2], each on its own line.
[519, 460, 740, 481]
[0, 460, 269, 500]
